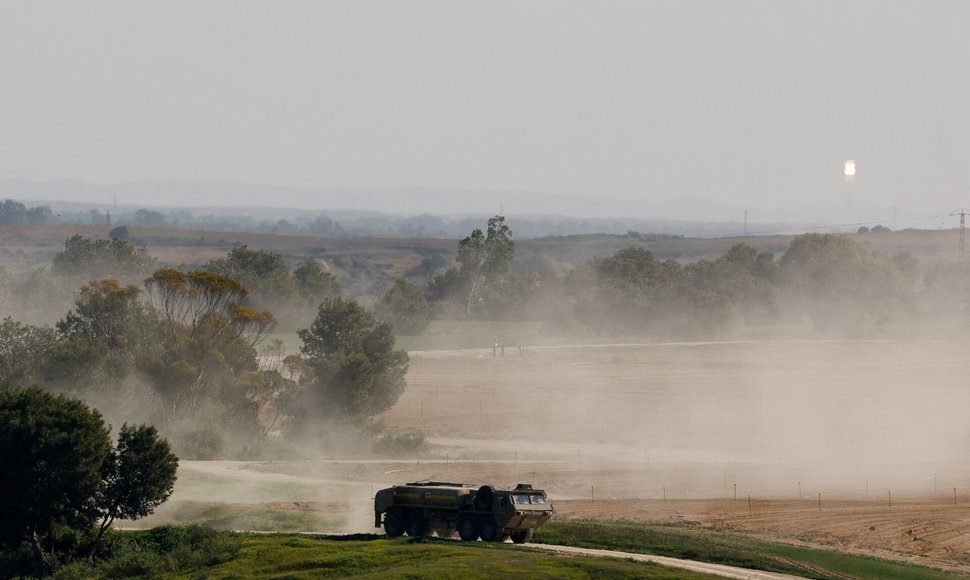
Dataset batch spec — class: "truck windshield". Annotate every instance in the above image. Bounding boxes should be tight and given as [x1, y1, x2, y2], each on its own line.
[512, 493, 546, 505]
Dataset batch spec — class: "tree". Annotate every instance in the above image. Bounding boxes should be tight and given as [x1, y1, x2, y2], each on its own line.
[140, 268, 276, 430]
[133, 208, 166, 226]
[779, 234, 908, 331]
[57, 279, 143, 347]
[46, 279, 154, 386]
[0, 318, 58, 385]
[377, 278, 430, 334]
[25, 205, 52, 225]
[0, 387, 178, 574]
[0, 199, 26, 224]
[0, 200, 51, 225]
[293, 260, 341, 304]
[307, 213, 341, 235]
[284, 298, 409, 434]
[204, 246, 298, 318]
[677, 243, 777, 334]
[52, 235, 156, 278]
[0, 386, 111, 573]
[89, 424, 178, 557]
[108, 226, 129, 241]
[565, 246, 674, 334]
[456, 215, 514, 318]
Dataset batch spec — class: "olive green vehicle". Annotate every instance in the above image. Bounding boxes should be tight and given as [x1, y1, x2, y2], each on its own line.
[374, 481, 553, 543]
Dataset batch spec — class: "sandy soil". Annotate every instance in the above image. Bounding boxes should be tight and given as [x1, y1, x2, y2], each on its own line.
[157, 341, 970, 574]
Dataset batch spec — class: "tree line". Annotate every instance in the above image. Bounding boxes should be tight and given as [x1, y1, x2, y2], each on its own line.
[383, 217, 958, 338]
[0, 218, 961, 466]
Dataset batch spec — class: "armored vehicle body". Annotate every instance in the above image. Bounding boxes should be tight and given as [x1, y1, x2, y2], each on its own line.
[374, 481, 552, 543]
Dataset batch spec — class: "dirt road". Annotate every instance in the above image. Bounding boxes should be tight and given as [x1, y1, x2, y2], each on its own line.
[528, 544, 801, 580]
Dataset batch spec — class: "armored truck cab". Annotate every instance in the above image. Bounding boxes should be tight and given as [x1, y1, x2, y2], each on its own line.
[374, 481, 552, 543]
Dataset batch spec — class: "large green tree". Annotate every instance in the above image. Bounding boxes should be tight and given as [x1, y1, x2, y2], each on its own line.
[284, 298, 409, 435]
[204, 245, 295, 305]
[52, 235, 156, 278]
[457, 215, 514, 318]
[377, 278, 430, 334]
[0, 386, 179, 574]
[293, 260, 341, 304]
[140, 269, 276, 436]
[0, 386, 111, 573]
[778, 234, 910, 331]
[569, 246, 673, 333]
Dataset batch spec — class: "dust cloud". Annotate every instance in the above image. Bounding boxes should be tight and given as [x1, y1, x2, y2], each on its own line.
[139, 335, 970, 536]
[384, 339, 970, 504]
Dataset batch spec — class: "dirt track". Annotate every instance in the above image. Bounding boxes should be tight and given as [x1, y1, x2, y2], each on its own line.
[527, 543, 802, 579]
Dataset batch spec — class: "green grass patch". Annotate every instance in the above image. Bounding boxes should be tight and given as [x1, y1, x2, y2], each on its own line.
[206, 534, 717, 579]
[58, 529, 720, 579]
[534, 519, 958, 580]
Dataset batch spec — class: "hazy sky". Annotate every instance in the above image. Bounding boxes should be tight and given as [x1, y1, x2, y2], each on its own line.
[1, 1, 968, 211]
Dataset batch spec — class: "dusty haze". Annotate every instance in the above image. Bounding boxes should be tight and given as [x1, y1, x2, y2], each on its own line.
[135, 337, 970, 571]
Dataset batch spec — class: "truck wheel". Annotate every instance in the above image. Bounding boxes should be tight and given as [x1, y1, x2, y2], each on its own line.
[479, 518, 500, 542]
[383, 510, 405, 537]
[474, 485, 494, 511]
[405, 514, 428, 537]
[510, 529, 534, 544]
[457, 516, 479, 541]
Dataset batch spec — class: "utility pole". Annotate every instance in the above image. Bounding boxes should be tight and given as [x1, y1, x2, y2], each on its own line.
[953, 209, 967, 259]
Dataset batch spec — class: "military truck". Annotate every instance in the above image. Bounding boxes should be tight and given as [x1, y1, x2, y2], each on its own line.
[374, 481, 552, 543]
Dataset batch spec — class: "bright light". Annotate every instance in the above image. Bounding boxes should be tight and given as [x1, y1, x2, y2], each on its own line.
[844, 160, 856, 178]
